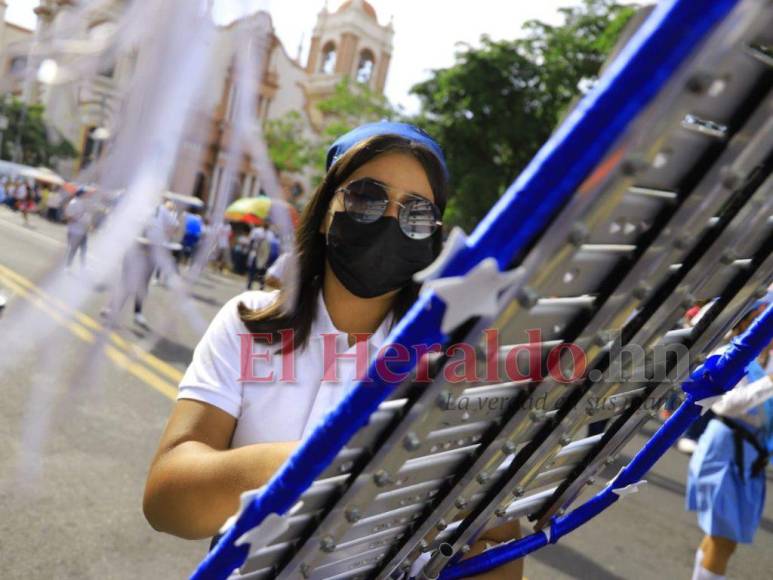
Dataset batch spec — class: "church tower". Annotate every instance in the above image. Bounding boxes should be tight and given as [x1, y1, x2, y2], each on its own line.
[303, 0, 393, 129]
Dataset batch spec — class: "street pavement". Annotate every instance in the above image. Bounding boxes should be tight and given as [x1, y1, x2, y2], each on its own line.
[1, 205, 772, 579]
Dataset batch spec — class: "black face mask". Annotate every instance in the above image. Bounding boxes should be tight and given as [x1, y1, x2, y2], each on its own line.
[326, 212, 436, 298]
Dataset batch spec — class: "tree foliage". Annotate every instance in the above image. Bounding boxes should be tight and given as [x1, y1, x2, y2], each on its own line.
[316, 76, 396, 136]
[409, 0, 638, 231]
[265, 77, 396, 185]
[264, 110, 312, 174]
[0, 97, 77, 167]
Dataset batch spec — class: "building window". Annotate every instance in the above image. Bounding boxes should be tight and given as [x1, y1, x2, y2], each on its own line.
[9, 56, 27, 75]
[81, 127, 105, 168]
[320, 41, 337, 74]
[99, 64, 115, 79]
[356, 49, 375, 83]
[192, 172, 206, 200]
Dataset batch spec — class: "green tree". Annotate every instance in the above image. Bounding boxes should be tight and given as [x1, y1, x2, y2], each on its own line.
[313, 78, 397, 180]
[264, 110, 312, 174]
[410, 0, 638, 231]
[316, 76, 396, 135]
[0, 97, 77, 167]
[265, 77, 397, 186]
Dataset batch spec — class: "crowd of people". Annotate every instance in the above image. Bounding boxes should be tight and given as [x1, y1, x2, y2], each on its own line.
[96, 200, 284, 328]
[0, 176, 61, 226]
[0, 174, 284, 328]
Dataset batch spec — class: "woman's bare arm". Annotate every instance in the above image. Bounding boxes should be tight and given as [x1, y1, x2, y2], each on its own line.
[143, 399, 297, 539]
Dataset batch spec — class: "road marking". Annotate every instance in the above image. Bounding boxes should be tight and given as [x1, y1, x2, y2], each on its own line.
[0, 270, 96, 343]
[104, 346, 179, 400]
[0, 262, 184, 384]
[0, 212, 66, 248]
[0, 267, 179, 401]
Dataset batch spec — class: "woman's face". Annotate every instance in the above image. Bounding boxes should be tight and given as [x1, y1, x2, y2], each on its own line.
[323, 152, 435, 234]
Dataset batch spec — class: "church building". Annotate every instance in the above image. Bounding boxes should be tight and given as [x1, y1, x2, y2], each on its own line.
[0, 0, 394, 207]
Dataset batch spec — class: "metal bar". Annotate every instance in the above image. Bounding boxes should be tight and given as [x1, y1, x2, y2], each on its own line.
[374, 7, 771, 577]
[440, 302, 773, 579]
[446, 177, 772, 555]
[529, 175, 773, 528]
[190, 1, 770, 577]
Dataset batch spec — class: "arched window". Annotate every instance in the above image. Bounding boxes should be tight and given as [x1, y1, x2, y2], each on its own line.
[192, 172, 206, 200]
[355, 49, 375, 83]
[89, 20, 117, 78]
[320, 42, 337, 74]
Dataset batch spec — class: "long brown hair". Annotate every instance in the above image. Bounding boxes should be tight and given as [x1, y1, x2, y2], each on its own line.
[238, 134, 449, 350]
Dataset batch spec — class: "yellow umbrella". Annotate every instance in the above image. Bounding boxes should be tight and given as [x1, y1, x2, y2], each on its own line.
[225, 196, 298, 227]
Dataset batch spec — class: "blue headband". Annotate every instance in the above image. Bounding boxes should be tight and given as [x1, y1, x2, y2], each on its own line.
[325, 121, 449, 178]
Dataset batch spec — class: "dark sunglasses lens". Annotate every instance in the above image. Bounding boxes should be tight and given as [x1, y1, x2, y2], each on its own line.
[399, 197, 440, 240]
[343, 180, 388, 223]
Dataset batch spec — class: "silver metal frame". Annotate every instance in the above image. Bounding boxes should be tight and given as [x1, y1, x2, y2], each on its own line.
[227, 3, 773, 577]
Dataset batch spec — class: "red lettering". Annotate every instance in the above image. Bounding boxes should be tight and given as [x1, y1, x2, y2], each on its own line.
[239, 333, 274, 382]
[414, 343, 443, 383]
[322, 332, 372, 382]
[547, 342, 587, 384]
[503, 329, 543, 381]
[375, 343, 412, 383]
[443, 343, 480, 383]
[484, 328, 500, 382]
[278, 329, 296, 382]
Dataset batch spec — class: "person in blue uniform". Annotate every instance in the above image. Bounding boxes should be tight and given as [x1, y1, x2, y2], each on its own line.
[180, 209, 204, 265]
[686, 296, 773, 580]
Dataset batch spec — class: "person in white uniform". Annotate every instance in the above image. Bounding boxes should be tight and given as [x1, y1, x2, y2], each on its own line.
[63, 188, 91, 270]
[144, 123, 525, 578]
[245, 225, 272, 290]
[264, 251, 290, 289]
[213, 221, 232, 272]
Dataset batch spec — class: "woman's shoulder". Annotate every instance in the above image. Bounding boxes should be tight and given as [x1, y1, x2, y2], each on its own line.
[204, 290, 281, 344]
[231, 289, 279, 310]
[218, 289, 280, 323]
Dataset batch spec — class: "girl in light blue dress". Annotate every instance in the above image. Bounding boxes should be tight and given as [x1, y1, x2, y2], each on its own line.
[686, 298, 773, 580]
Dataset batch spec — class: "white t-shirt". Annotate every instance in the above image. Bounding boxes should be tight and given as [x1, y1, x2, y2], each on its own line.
[178, 290, 393, 447]
[266, 253, 290, 285]
[47, 189, 64, 209]
[156, 204, 180, 241]
[248, 228, 270, 268]
[64, 196, 90, 236]
[217, 223, 232, 249]
[248, 227, 266, 244]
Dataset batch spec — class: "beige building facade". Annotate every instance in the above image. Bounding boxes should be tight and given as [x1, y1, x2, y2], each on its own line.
[0, 0, 394, 208]
[0, 0, 34, 96]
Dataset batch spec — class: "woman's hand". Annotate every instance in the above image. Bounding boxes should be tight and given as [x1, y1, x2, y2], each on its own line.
[461, 520, 523, 579]
[143, 399, 297, 539]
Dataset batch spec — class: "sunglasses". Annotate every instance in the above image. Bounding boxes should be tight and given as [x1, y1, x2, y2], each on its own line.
[335, 178, 442, 240]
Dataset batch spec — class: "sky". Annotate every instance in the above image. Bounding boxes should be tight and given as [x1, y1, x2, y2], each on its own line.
[4, 1, 632, 113]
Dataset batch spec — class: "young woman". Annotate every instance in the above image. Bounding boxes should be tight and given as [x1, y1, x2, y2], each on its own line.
[143, 122, 523, 578]
[687, 296, 773, 580]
